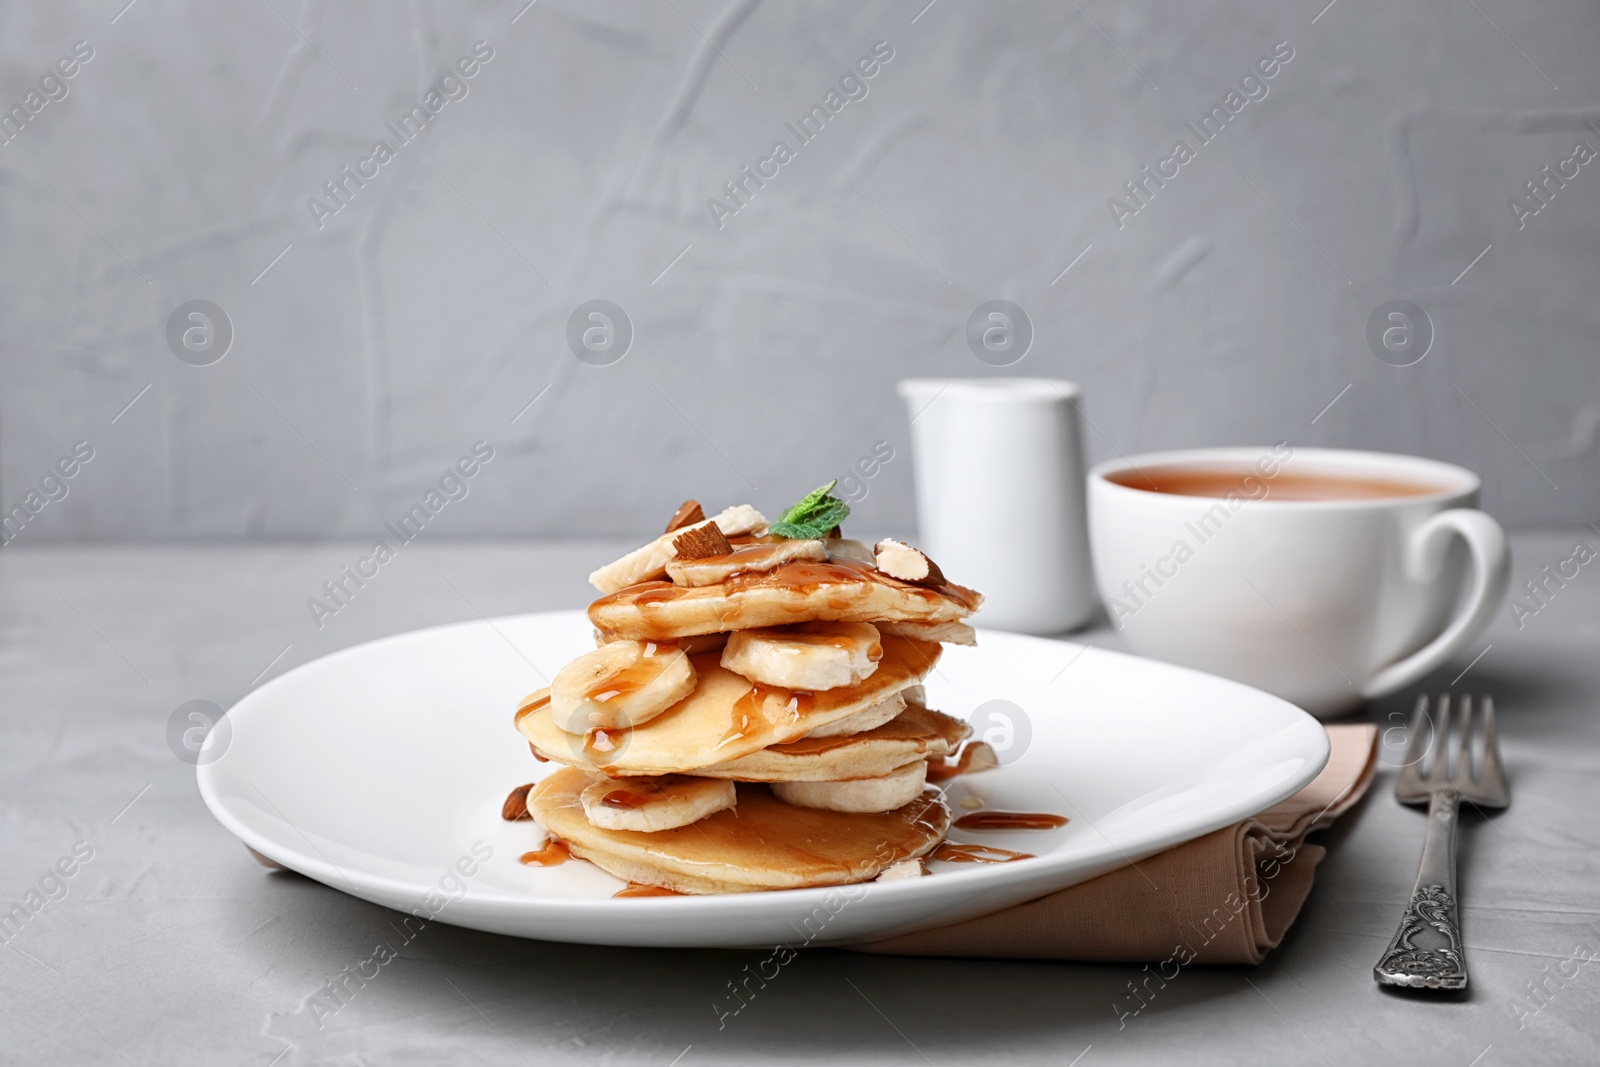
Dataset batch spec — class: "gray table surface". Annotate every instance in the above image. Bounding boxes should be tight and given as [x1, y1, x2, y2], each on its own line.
[2, 532, 1597, 1066]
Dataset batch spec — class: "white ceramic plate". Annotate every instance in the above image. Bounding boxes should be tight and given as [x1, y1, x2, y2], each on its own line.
[198, 610, 1328, 949]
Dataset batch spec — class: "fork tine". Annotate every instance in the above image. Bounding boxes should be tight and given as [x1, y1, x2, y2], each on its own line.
[1401, 693, 1429, 770]
[1481, 694, 1504, 784]
[1453, 693, 1475, 786]
[1427, 692, 1452, 785]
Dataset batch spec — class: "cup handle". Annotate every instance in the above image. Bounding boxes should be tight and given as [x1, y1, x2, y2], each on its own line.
[1361, 509, 1511, 700]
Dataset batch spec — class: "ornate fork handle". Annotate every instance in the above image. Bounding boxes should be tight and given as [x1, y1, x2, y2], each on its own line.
[1374, 789, 1467, 989]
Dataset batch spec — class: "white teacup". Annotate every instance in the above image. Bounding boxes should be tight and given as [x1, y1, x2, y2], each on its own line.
[1087, 446, 1510, 718]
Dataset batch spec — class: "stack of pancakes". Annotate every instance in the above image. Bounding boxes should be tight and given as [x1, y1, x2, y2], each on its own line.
[509, 499, 986, 894]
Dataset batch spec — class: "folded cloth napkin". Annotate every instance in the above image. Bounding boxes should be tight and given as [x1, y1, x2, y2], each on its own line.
[853, 723, 1378, 964]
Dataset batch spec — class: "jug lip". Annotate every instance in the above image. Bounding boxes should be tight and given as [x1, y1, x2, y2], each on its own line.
[897, 378, 1082, 403]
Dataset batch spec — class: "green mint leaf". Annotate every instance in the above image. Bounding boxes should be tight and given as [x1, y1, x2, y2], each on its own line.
[770, 480, 850, 539]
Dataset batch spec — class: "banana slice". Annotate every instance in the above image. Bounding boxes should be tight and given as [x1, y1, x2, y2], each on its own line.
[589, 505, 768, 593]
[875, 619, 978, 647]
[550, 640, 695, 733]
[804, 691, 906, 738]
[579, 774, 735, 832]
[771, 760, 928, 813]
[721, 621, 882, 691]
[666, 538, 826, 587]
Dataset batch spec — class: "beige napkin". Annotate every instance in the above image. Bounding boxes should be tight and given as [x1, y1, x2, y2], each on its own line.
[853, 724, 1378, 964]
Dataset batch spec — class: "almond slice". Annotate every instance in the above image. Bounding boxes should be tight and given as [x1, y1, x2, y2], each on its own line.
[876, 857, 928, 882]
[664, 500, 705, 534]
[873, 539, 946, 587]
[502, 783, 535, 821]
[673, 523, 733, 560]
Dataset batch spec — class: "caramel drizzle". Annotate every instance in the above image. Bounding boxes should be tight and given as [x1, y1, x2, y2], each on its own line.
[926, 742, 987, 782]
[718, 684, 812, 750]
[514, 693, 552, 725]
[931, 842, 1033, 864]
[519, 838, 571, 866]
[952, 811, 1068, 831]
[601, 788, 652, 809]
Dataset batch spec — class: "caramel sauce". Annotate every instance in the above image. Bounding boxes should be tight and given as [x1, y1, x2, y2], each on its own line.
[926, 742, 985, 782]
[765, 622, 885, 661]
[519, 838, 571, 866]
[584, 728, 622, 756]
[953, 811, 1069, 831]
[723, 684, 814, 749]
[514, 693, 552, 725]
[730, 557, 878, 593]
[613, 882, 682, 898]
[588, 555, 980, 639]
[542, 775, 953, 888]
[632, 583, 688, 606]
[931, 842, 1033, 864]
[583, 662, 650, 703]
[601, 789, 652, 809]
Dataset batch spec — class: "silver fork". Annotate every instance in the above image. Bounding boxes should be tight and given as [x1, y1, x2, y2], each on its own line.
[1374, 693, 1509, 990]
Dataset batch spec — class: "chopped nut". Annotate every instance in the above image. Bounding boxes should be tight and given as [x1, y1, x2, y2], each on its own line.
[673, 523, 734, 560]
[873, 538, 946, 587]
[502, 783, 535, 821]
[664, 499, 705, 534]
[876, 857, 928, 882]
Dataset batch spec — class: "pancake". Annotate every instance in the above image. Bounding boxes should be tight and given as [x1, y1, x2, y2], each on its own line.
[527, 766, 951, 893]
[695, 704, 970, 782]
[518, 636, 941, 776]
[590, 556, 981, 641]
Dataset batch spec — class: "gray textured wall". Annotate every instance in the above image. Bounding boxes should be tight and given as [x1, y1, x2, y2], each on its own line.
[1, 0, 1596, 542]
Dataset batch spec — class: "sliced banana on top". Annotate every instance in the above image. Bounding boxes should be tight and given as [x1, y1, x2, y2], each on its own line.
[550, 640, 696, 734]
[665, 538, 826, 587]
[803, 690, 906, 738]
[588, 504, 768, 593]
[579, 774, 736, 832]
[771, 760, 928, 813]
[721, 621, 882, 692]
